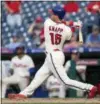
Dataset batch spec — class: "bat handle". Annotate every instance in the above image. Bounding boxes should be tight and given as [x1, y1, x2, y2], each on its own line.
[79, 27, 83, 45]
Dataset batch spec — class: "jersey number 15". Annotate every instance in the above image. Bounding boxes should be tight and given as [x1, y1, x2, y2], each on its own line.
[50, 33, 62, 45]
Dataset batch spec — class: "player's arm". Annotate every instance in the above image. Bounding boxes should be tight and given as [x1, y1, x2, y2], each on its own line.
[63, 20, 82, 28]
[65, 20, 82, 40]
[28, 56, 36, 76]
[66, 20, 84, 46]
[64, 33, 74, 45]
[66, 26, 73, 41]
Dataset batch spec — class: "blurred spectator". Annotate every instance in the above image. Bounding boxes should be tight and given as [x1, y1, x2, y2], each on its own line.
[63, 33, 79, 51]
[86, 1, 100, 26]
[85, 25, 100, 47]
[65, 50, 86, 97]
[86, 1, 100, 14]
[64, 1, 80, 13]
[28, 16, 44, 48]
[4, 1, 22, 28]
[65, 50, 86, 82]
[39, 28, 45, 49]
[5, 36, 23, 50]
[46, 75, 66, 98]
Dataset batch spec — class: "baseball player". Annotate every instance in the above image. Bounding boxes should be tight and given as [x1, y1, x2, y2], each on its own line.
[46, 75, 66, 98]
[0, 60, 11, 98]
[1, 45, 35, 98]
[0, 61, 9, 98]
[9, 5, 97, 99]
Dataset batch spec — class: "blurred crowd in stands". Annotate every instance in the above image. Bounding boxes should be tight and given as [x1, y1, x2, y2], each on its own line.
[1, 1, 100, 52]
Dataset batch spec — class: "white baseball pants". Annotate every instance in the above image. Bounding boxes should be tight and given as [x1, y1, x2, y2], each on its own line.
[1, 75, 29, 98]
[20, 51, 93, 96]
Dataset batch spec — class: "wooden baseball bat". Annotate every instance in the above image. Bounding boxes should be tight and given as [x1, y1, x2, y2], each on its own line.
[79, 27, 83, 44]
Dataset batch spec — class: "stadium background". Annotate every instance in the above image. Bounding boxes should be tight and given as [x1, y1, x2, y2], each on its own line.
[1, 1, 100, 99]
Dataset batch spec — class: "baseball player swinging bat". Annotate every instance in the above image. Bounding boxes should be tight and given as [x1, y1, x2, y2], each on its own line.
[8, 5, 97, 100]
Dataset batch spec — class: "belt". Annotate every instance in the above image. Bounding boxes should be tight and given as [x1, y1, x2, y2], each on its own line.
[53, 49, 60, 51]
[46, 49, 60, 54]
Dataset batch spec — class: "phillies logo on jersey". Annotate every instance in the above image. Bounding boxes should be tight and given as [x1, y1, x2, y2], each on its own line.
[14, 63, 27, 68]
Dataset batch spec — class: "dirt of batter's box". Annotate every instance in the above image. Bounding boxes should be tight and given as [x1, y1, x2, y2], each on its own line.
[1, 98, 100, 104]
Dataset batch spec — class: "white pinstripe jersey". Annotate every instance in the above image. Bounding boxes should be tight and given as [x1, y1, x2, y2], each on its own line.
[44, 18, 72, 53]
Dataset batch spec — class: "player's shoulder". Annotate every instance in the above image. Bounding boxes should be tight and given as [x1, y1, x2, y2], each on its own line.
[12, 55, 18, 60]
[64, 25, 71, 30]
[11, 56, 18, 62]
[24, 54, 32, 60]
[44, 18, 52, 24]
[64, 25, 72, 33]
[45, 18, 51, 22]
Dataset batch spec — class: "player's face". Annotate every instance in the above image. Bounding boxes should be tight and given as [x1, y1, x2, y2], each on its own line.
[51, 14, 59, 21]
[93, 29, 99, 35]
[16, 48, 24, 55]
[71, 53, 79, 61]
